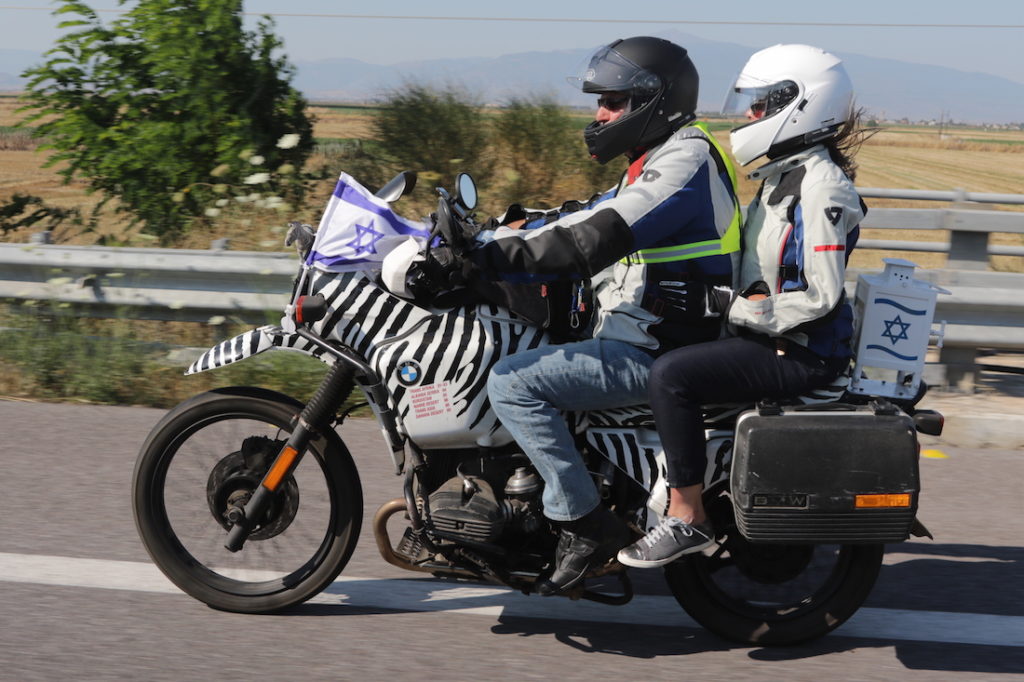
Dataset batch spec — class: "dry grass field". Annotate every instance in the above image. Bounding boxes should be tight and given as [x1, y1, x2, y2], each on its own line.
[2, 96, 1022, 272]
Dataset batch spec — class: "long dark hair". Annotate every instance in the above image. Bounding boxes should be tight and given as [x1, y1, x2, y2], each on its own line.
[824, 106, 877, 182]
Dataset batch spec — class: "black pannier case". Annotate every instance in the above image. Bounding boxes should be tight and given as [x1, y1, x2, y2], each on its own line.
[730, 402, 920, 544]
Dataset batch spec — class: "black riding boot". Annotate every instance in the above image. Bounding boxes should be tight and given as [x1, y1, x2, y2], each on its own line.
[536, 504, 630, 596]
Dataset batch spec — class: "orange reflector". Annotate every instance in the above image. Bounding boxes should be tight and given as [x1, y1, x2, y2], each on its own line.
[262, 446, 299, 492]
[855, 493, 912, 509]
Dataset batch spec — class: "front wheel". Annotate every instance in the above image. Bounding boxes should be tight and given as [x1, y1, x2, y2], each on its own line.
[664, 490, 883, 645]
[132, 390, 362, 613]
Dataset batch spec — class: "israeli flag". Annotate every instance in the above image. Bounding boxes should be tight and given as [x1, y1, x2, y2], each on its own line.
[305, 173, 430, 272]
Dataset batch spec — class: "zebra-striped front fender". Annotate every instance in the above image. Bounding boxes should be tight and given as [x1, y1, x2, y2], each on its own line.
[185, 325, 331, 376]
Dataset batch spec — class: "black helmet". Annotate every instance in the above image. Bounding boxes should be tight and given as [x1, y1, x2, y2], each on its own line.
[572, 37, 699, 164]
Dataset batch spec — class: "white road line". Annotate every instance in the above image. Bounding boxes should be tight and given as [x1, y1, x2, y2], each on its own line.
[2, 552, 1021, 648]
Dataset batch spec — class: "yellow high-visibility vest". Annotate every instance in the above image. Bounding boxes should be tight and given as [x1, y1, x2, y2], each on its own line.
[622, 121, 742, 265]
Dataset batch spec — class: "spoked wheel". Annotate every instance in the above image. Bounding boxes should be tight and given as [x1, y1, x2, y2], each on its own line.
[132, 389, 362, 613]
[664, 489, 883, 645]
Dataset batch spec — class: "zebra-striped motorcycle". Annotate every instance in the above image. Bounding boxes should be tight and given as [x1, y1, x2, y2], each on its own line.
[132, 172, 942, 646]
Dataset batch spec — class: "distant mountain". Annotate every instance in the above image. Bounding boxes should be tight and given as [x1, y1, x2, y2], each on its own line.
[291, 32, 1024, 124]
[3, 34, 1022, 124]
[0, 49, 42, 89]
[0, 72, 23, 90]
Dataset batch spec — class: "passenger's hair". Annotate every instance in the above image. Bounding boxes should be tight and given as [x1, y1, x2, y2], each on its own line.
[824, 107, 877, 182]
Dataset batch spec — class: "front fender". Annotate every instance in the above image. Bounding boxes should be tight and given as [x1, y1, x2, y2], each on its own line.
[185, 324, 332, 376]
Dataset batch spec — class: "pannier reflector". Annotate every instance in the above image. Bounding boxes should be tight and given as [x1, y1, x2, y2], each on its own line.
[855, 493, 912, 508]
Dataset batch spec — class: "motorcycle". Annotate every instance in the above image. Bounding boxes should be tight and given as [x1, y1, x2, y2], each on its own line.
[132, 171, 945, 646]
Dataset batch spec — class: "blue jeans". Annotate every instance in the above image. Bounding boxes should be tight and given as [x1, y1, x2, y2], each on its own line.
[486, 338, 655, 522]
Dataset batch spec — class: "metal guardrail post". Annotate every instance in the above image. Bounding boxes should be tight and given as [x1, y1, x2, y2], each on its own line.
[939, 346, 979, 392]
[944, 189, 990, 271]
[942, 188, 985, 381]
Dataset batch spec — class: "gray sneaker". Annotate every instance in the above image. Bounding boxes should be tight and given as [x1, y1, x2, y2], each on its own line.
[617, 517, 714, 568]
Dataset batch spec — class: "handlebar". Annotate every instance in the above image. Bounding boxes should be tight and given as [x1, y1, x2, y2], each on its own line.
[434, 196, 469, 255]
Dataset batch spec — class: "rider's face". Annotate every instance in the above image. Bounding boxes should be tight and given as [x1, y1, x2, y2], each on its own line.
[746, 99, 767, 121]
[595, 92, 630, 124]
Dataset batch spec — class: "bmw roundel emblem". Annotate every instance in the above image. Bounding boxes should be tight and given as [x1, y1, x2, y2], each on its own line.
[397, 360, 422, 386]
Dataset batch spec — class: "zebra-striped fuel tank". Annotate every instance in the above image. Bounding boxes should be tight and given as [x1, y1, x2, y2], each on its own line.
[188, 270, 551, 449]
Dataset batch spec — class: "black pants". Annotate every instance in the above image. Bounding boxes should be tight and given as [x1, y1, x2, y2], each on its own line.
[649, 334, 845, 488]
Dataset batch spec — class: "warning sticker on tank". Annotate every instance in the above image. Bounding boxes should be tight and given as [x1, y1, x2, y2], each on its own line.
[408, 381, 453, 419]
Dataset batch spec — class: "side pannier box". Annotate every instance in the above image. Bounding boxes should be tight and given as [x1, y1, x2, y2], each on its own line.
[731, 402, 919, 544]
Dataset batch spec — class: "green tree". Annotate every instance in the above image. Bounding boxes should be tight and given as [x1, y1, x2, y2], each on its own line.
[19, 0, 314, 241]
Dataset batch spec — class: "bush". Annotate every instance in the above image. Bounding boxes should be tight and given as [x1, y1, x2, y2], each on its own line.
[0, 305, 357, 410]
[372, 84, 493, 191]
[492, 96, 580, 208]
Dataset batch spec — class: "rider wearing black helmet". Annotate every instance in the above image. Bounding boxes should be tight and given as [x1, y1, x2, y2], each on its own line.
[388, 37, 742, 596]
[578, 36, 700, 164]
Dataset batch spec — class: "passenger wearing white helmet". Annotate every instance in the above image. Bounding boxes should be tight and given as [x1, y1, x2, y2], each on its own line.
[619, 44, 870, 568]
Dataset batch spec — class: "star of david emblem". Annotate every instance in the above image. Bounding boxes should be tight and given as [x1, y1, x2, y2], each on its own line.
[881, 315, 911, 346]
[345, 222, 385, 255]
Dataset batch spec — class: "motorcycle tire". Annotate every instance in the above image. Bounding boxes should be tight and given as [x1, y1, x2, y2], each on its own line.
[663, 491, 883, 646]
[132, 388, 362, 614]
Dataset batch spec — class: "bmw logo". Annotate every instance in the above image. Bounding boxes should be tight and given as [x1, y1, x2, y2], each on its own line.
[396, 360, 421, 386]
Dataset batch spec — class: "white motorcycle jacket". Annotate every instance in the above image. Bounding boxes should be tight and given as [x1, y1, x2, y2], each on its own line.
[468, 122, 741, 351]
[728, 145, 866, 359]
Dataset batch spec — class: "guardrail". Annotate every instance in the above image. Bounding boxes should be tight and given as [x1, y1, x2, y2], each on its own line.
[856, 187, 1024, 270]
[0, 243, 298, 325]
[2, 187, 1023, 389]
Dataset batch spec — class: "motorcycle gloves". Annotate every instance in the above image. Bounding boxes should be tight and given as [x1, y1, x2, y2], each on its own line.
[706, 285, 737, 317]
[404, 246, 469, 304]
[657, 281, 736, 319]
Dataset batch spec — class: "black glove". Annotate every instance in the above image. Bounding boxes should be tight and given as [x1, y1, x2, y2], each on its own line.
[740, 280, 771, 298]
[405, 246, 465, 303]
[658, 281, 735, 319]
[705, 285, 736, 318]
[500, 203, 530, 225]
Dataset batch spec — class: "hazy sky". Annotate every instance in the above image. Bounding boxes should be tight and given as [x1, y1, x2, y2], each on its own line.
[3, 1, 1023, 85]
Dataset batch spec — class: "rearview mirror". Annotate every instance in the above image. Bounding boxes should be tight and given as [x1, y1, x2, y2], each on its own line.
[455, 173, 477, 211]
[375, 171, 418, 203]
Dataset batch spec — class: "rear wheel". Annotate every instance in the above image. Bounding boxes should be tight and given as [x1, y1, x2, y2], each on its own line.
[664, 489, 883, 645]
[132, 390, 362, 613]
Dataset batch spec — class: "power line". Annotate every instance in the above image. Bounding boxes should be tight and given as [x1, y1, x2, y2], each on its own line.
[1, 6, 1021, 29]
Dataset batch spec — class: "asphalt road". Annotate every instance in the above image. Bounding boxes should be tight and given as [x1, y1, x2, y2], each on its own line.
[1, 399, 1022, 681]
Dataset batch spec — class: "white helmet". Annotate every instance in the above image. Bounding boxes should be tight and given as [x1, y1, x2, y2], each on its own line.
[723, 44, 853, 166]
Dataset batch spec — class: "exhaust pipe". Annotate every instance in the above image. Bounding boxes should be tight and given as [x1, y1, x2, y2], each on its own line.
[373, 498, 436, 574]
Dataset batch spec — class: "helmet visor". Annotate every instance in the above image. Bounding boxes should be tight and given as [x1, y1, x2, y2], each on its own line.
[722, 77, 800, 121]
[567, 44, 662, 95]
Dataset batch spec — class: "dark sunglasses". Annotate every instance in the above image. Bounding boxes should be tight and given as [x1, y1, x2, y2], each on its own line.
[750, 99, 767, 115]
[597, 93, 630, 111]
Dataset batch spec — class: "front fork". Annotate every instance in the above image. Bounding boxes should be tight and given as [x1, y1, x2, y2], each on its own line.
[224, 360, 354, 552]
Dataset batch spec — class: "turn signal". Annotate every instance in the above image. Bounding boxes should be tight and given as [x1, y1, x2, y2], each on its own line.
[294, 294, 328, 324]
[855, 493, 912, 508]
[913, 409, 944, 436]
